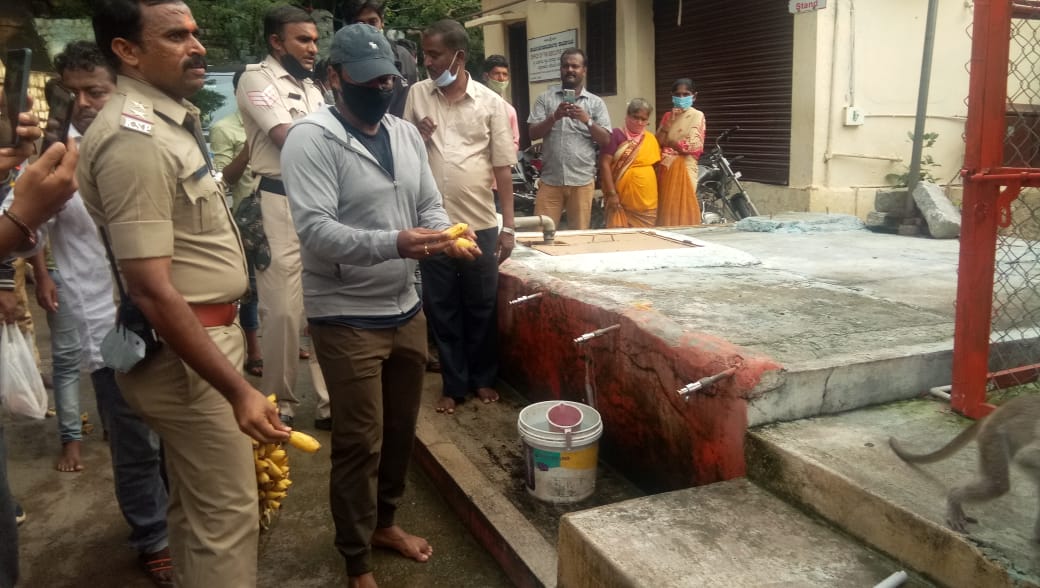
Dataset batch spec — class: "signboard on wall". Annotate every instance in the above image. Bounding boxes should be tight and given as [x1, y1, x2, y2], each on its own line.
[527, 29, 578, 83]
[789, 0, 826, 13]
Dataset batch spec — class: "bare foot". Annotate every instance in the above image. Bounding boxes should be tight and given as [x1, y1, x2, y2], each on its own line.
[435, 396, 456, 414]
[348, 573, 378, 588]
[372, 525, 433, 563]
[477, 387, 499, 404]
[56, 440, 84, 473]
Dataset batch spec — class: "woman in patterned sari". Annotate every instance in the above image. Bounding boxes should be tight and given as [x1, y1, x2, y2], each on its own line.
[656, 78, 705, 226]
[599, 98, 661, 228]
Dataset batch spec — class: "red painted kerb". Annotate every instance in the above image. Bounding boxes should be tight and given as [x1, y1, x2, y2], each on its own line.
[498, 263, 783, 492]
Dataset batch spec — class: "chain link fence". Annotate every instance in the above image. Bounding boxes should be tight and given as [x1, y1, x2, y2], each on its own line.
[988, 4, 1040, 393]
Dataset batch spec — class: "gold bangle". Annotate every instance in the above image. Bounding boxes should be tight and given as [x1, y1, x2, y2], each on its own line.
[3, 210, 38, 248]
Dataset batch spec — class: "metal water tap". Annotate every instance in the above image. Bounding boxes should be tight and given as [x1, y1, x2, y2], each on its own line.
[508, 292, 543, 306]
[574, 324, 621, 344]
[677, 367, 738, 401]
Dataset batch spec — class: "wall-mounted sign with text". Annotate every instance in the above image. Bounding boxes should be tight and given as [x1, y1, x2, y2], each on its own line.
[789, 0, 827, 13]
[527, 29, 578, 83]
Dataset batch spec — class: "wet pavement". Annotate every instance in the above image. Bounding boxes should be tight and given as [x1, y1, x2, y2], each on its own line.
[5, 297, 512, 587]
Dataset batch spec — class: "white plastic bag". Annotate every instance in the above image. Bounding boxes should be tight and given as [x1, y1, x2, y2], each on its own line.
[0, 323, 48, 419]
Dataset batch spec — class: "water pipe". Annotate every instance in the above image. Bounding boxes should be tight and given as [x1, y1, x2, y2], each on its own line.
[929, 384, 952, 401]
[508, 292, 543, 306]
[573, 324, 620, 344]
[677, 367, 738, 402]
[514, 215, 556, 244]
[873, 570, 909, 588]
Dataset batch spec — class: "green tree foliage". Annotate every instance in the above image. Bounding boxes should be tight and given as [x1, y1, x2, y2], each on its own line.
[385, 0, 484, 74]
[186, 86, 226, 125]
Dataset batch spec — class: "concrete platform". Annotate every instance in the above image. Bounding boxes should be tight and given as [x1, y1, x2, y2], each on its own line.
[746, 397, 1040, 588]
[556, 478, 932, 588]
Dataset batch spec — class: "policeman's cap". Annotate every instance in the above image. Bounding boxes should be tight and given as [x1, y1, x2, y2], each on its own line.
[329, 24, 400, 83]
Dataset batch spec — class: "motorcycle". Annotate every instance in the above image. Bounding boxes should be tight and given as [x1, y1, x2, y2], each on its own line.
[512, 144, 541, 218]
[697, 126, 759, 223]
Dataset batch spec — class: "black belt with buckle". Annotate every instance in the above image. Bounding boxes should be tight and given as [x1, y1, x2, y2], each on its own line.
[258, 176, 286, 196]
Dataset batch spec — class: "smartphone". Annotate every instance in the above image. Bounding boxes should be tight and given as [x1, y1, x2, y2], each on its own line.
[1, 48, 33, 148]
[43, 83, 75, 152]
[563, 89, 576, 104]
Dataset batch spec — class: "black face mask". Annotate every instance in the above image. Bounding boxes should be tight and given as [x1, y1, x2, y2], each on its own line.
[338, 81, 394, 125]
[280, 53, 313, 80]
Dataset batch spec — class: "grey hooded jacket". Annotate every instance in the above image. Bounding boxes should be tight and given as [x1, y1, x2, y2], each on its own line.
[282, 107, 451, 319]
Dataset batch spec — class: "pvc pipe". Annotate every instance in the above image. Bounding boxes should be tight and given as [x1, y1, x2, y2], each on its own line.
[873, 570, 908, 588]
[906, 0, 940, 208]
[514, 215, 556, 244]
[929, 385, 952, 401]
[508, 292, 543, 306]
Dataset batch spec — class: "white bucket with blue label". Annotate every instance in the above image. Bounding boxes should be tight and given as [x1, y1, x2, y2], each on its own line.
[518, 400, 603, 503]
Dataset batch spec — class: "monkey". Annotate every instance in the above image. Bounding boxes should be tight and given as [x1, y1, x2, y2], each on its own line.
[889, 394, 1040, 541]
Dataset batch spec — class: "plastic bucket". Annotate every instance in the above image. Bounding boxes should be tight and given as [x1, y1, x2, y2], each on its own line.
[518, 401, 603, 503]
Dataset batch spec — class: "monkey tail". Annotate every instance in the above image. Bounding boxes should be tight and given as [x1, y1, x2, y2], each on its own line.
[889, 421, 981, 464]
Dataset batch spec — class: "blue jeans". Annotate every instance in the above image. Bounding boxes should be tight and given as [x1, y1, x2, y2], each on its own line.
[92, 368, 169, 554]
[239, 265, 259, 331]
[0, 425, 17, 588]
[47, 270, 82, 444]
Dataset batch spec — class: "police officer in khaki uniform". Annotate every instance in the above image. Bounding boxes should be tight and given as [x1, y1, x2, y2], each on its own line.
[78, 1, 290, 586]
[236, 5, 330, 428]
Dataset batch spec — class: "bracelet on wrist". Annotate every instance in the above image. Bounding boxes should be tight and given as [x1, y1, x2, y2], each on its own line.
[3, 210, 38, 248]
[501, 226, 515, 236]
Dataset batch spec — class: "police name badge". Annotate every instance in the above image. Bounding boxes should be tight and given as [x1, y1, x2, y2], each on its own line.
[121, 114, 153, 135]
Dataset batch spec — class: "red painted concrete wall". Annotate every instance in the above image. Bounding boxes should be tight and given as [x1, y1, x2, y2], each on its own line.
[498, 264, 783, 492]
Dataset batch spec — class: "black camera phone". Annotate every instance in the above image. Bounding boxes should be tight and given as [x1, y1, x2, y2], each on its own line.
[43, 82, 75, 152]
[1, 48, 33, 148]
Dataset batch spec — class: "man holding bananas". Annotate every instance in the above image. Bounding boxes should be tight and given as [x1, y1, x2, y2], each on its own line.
[282, 23, 478, 588]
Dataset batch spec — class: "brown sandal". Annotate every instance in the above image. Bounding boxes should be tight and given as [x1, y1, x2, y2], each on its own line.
[139, 547, 174, 587]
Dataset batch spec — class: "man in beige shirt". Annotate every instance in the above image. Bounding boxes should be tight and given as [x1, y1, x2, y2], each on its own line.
[237, 5, 330, 429]
[78, 1, 289, 585]
[403, 19, 517, 414]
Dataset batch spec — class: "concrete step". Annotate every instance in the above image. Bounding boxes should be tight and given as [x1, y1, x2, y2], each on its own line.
[746, 398, 1040, 588]
[557, 478, 930, 588]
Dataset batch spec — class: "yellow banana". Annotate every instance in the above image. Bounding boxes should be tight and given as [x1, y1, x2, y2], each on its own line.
[265, 460, 284, 478]
[269, 449, 287, 464]
[443, 222, 468, 239]
[454, 237, 477, 250]
[288, 431, 321, 453]
[266, 394, 276, 405]
[257, 472, 271, 485]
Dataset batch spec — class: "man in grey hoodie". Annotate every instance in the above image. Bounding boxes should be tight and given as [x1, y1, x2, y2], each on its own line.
[281, 23, 479, 588]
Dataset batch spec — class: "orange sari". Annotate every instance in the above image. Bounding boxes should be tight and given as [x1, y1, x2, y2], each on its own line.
[607, 130, 661, 228]
[656, 108, 705, 226]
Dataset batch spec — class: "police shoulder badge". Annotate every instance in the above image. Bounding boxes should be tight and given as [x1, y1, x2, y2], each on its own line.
[120, 97, 154, 136]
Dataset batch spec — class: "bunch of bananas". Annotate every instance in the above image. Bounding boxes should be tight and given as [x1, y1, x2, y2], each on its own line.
[255, 395, 322, 529]
[444, 222, 477, 250]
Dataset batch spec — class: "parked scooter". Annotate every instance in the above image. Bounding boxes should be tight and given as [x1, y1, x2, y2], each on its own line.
[697, 126, 759, 223]
[513, 144, 541, 218]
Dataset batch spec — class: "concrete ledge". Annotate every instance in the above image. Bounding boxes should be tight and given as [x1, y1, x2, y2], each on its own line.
[413, 409, 558, 588]
[746, 402, 1039, 588]
[558, 479, 921, 588]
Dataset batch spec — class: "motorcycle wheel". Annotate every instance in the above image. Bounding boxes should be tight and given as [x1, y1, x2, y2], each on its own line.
[728, 192, 758, 220]
[698, 182, 731, 224]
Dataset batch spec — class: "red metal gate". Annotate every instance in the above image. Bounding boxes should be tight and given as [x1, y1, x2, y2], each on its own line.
[951, 0, 1040, 418]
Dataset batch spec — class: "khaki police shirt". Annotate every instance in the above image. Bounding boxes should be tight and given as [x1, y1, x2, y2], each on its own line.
[77, 75, 248, 305]
[236, 54, 324, 179]
[404, 76, 516, 231]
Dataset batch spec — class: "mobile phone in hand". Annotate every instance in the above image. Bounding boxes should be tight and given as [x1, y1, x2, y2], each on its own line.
[0, 48, 33, 148]
[563, 89, 576, 104]
[43, 83, 75, 153]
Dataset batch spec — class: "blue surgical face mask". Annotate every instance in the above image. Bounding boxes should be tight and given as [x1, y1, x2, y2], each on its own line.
[672, 95, 694, 110]
[433, 51, 462, 88]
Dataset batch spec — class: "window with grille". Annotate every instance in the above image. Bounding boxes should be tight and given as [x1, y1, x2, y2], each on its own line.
[585, 0, 617, 96]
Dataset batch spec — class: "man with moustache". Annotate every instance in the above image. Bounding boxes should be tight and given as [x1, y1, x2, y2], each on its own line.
[528, 48, 611, 229]
[237, 5, 330, 430]
[282, 24, 478, 588]
[79, 1, 290, 586]
[33, 40, 173, 586]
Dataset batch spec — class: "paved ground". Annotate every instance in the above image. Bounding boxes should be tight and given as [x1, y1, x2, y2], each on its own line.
[5, 298, 511, 588]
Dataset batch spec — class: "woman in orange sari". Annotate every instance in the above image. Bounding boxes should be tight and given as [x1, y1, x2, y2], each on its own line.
[599, 98, 661, 228]
[656, 78, 705, 226]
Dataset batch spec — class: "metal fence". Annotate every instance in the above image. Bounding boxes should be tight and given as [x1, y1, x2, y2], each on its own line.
[951, 0, 1040, 418]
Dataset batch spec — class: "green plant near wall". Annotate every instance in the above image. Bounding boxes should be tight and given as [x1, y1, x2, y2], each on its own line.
[887, 131, 941, 187]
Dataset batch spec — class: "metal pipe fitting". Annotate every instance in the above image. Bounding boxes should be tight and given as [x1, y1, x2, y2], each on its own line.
[573, 324, 620, 344]
[508, 292, 543, 306]
[514, 215, 557, 244]
[677, 367, 738, 401]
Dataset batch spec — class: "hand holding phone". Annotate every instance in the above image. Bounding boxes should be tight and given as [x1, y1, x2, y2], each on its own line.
[1, 49, 33, 149]
[563, 89, 576, 104]
[43, 82, 75, 153]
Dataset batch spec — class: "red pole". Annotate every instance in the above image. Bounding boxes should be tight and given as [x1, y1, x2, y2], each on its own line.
[950, 0, 1013, 418]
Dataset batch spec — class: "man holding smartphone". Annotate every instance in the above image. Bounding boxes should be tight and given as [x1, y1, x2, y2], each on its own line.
[527, 48, 611, 229]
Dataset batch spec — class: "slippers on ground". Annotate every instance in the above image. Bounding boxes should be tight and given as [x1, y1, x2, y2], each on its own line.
[298, 348, 311, 360]
[139, 547, 174, 587]
[245, 358, 264, 377]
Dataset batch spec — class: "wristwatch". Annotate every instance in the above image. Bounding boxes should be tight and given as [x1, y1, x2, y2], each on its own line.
[501, 226, 515, 235]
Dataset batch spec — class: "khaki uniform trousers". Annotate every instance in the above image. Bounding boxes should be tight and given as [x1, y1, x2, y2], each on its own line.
[117, 324, 257, 588]
[257, 191, 330, 418]
[534, 181, 595, 230]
